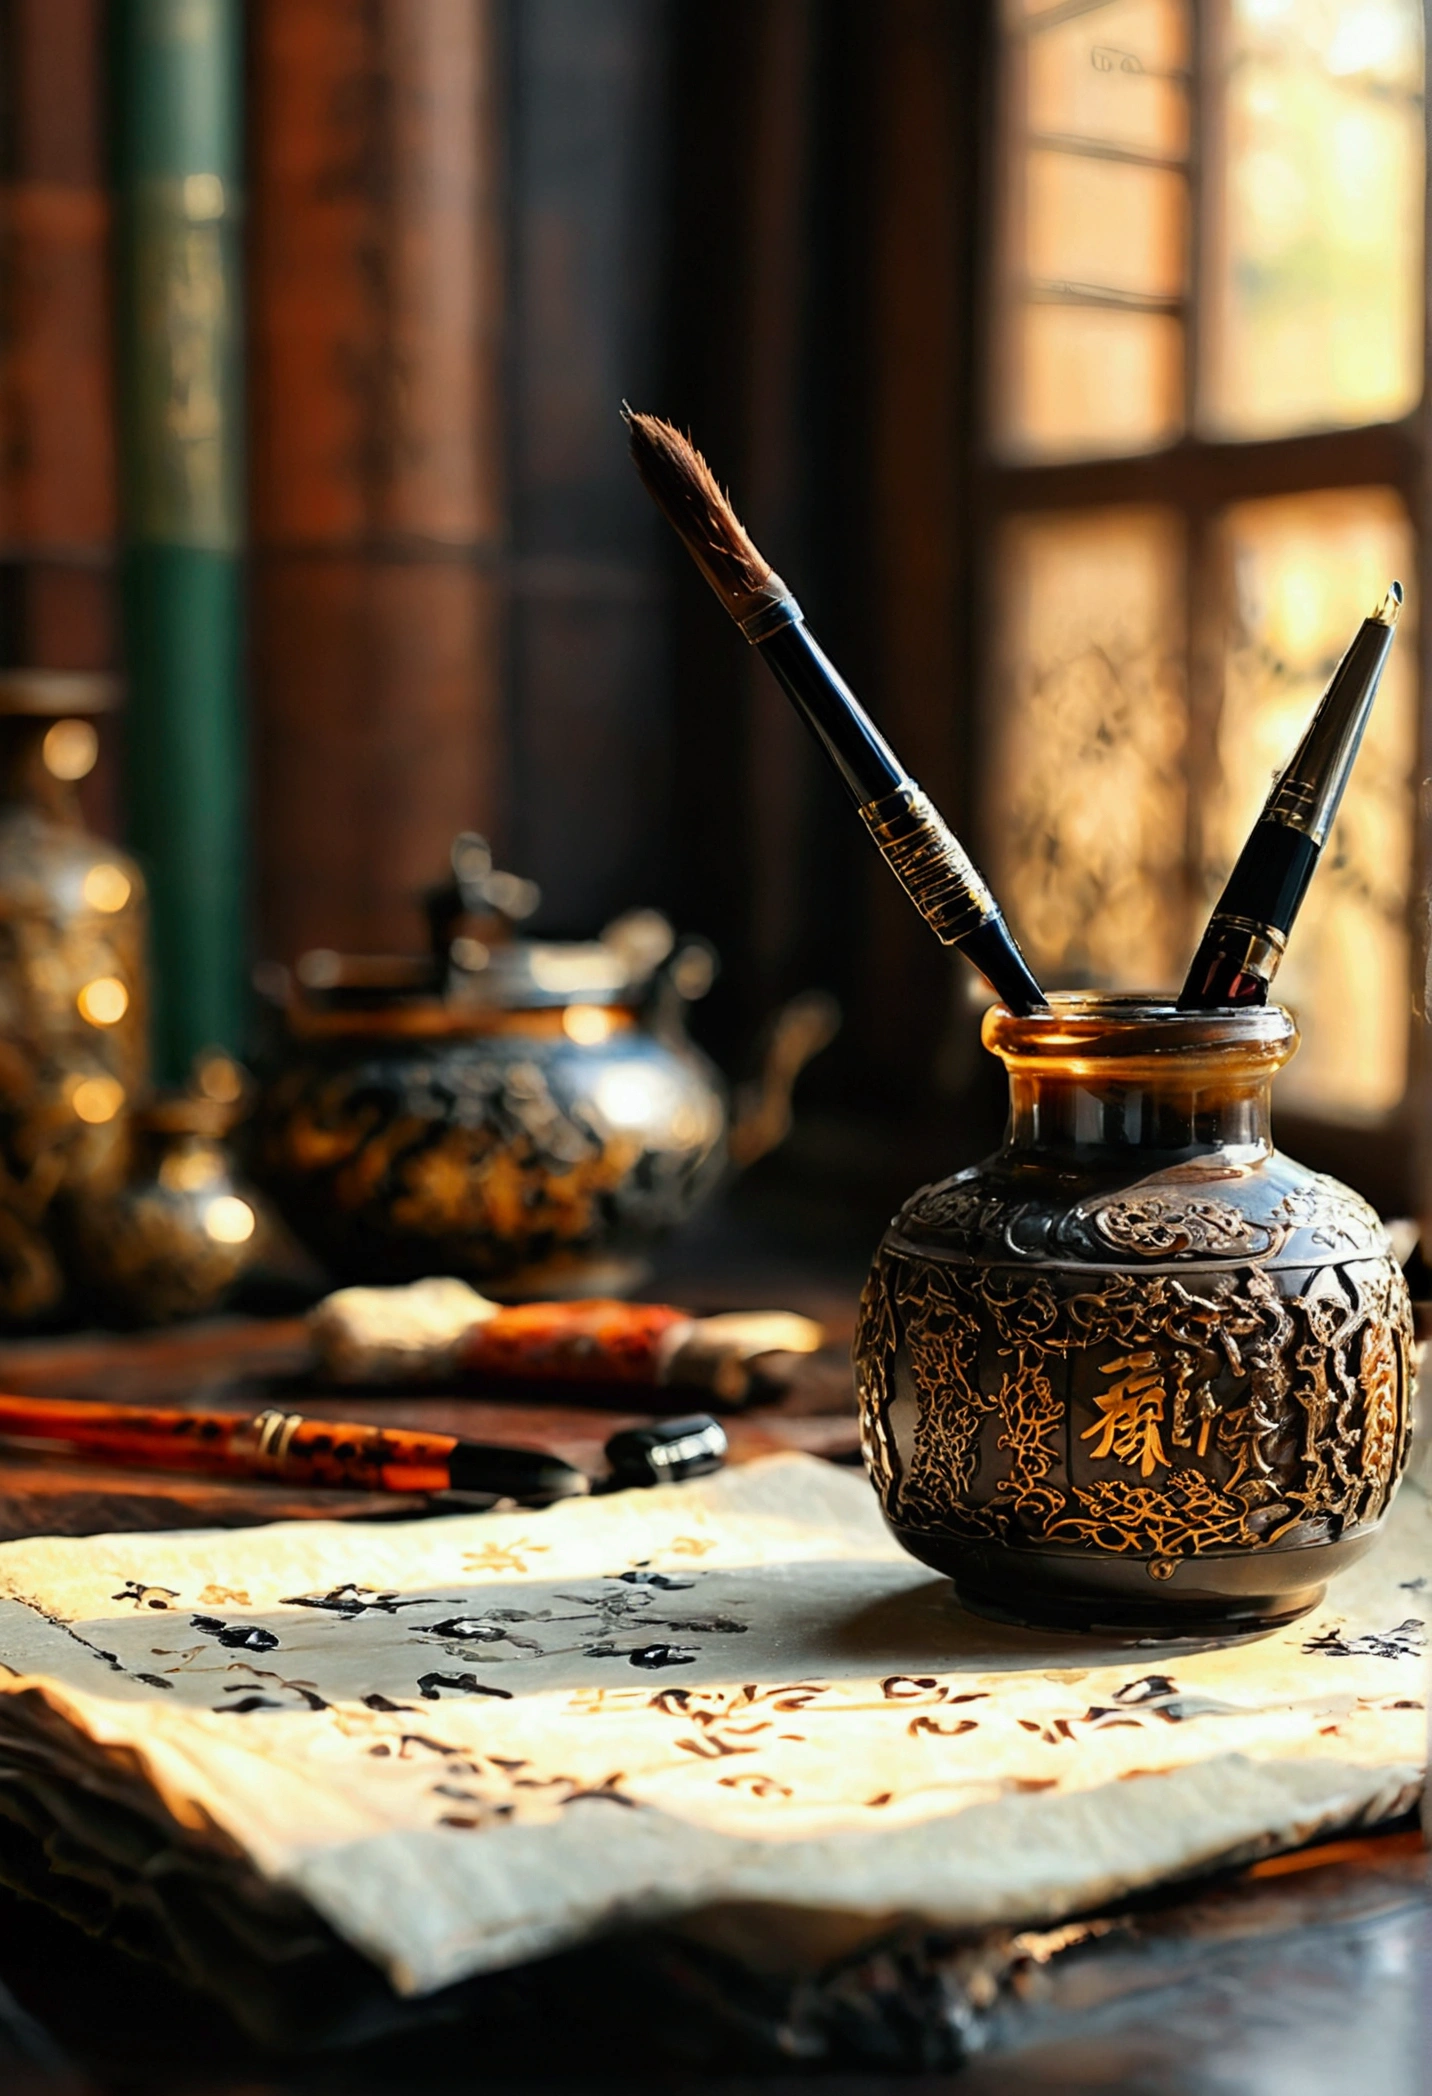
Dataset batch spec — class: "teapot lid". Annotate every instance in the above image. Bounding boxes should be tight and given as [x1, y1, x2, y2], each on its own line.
[269, 835, 716, 1020]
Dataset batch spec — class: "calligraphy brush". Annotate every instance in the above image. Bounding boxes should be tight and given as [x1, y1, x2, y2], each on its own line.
[1178, 584, 1402, 1010]
[0, 1393, 588, 1503]
[623, 409, 1048, 1015]
[0, 1394, 729, 1499]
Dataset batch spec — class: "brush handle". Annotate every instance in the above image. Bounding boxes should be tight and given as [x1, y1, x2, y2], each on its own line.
[1177, 827, 1318, 1009]
[757, 622, 905, 800]
[1178, 607, 1396, 1011]
[757, 621, 1048, 1014]
[0, 1393, 584, 1502]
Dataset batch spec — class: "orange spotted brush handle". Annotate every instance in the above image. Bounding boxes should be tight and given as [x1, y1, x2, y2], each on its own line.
[0, 1393, 461, 1492]
[457, 1300, 693, 1384]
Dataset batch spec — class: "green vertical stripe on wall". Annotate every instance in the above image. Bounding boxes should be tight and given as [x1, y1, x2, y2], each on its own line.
[114, 0, 244, 1081]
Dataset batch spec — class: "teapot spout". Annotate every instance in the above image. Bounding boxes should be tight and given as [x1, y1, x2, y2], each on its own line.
[727, 991, 840, 1171]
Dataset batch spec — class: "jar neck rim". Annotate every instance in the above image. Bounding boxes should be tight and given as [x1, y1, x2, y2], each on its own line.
[984, 993, 1298, 1075]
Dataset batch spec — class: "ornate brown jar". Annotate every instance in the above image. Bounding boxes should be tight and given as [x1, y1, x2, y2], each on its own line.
[854, 996, 1413, 1634]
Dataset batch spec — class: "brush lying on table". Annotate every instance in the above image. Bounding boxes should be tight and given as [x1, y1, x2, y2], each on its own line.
[1179, 583, 1401, 1010]
[623, 409, 1047, 1015]
[308, 1277, 823, 1404]
[0, 1389, 729, 1502]
[0, 1391, 586, 1502]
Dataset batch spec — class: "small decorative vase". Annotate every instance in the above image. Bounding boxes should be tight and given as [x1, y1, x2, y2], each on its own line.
[854, 996, 1414, 1634]
[68, 1087, 266, 1325]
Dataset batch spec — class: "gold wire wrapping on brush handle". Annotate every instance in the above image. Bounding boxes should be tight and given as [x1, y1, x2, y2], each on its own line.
[1261, 776, 1322, 837]
[859, 784, 996, 944]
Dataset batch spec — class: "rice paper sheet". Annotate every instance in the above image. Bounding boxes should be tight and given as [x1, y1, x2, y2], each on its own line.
[0, 1452, 1422, 1996]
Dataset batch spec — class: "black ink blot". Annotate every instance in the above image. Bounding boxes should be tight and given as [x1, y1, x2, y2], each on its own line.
[1302, 1618, 1425, 1661]
[363, 1692, 416, 1713]
[133, 1673, 174, 1690]
[218, 1680, 326, 1713]
[112, 1581, 179, 1611]
[279, 1585, 438, 1617]
[907, 1715, 978, 1738]
[425, 1618, 508, 1642]
[1113, 1675, 1178, 1704]
[416, 1671, 513, 1701]
[275, 1683, 329, 1712]
[216, 1695, 284, 1714]
[617, 1572, 695, 1590]
[628, 1645, 698, 1670]
[190, 1616, 279, 1652]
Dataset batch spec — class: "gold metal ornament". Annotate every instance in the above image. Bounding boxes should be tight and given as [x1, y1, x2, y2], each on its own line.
[0, 674, 147, 1321]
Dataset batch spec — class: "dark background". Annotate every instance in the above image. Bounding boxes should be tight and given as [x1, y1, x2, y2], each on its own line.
[1, 0, 1422, 1226]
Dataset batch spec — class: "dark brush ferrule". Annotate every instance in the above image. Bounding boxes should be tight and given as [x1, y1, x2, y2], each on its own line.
[736, 584, 801, 642]
[1177, 817, 1319, 1011]
[958, 915, 1051, 1017]
[1178, 916, 1287, 1010]
[446, 1441, 589, 1503]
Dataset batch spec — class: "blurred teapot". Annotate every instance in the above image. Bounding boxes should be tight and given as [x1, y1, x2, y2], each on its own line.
[253, 836, 838, 1298]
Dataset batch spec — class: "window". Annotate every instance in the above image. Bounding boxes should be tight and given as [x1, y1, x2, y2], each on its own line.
[984, 0, 1425, 1139]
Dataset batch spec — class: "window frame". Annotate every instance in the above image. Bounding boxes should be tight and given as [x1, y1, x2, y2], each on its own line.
[971, 0, 1432, 1212]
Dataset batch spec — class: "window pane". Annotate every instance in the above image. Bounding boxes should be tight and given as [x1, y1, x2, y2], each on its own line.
[1208, 489, 1415, 1118]
[1203, 0, 1424, 438]
[1024, 0, 1190, 155]
[990, 507, 1188, 989]
[1026, 152, 1187, 300]
[1016, 305, 1185, 458]
[994, 0, 1192, 460]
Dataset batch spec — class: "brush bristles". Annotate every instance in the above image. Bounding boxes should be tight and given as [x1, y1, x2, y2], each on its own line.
[623, 408, 785, 622]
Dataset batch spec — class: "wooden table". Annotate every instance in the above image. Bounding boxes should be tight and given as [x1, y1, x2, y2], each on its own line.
[0, 1301, 1423, 2094]
[0, 1825, 1425, 2093]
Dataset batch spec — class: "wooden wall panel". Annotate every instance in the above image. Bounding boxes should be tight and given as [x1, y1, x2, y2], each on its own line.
[248, 0, 505, 964]
[250, 560, 500, 959]
[859, 0, 987, 1100]
[504, 0, 672, 934]
[660, 0, 996, 1158]
[0, 0, 119, 836]
[0, 0, 115, 563]
[662, 0, 828, 1059]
